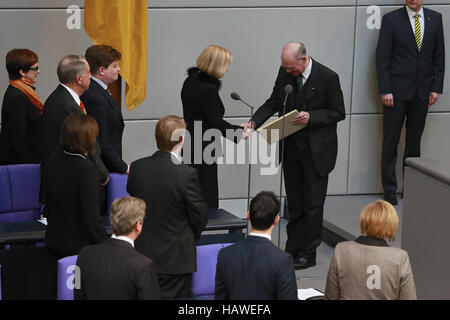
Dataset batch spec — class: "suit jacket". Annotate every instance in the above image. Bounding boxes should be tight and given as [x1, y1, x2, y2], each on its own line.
[75, 238, 160, 300]
[376, 6, 445, 101]
[325, 236, 417, 300]
[127, 151, 208, 275]
[181, 67, 241, 163]
[41, 84, 109, 182]
[215, 236, 298, 300]
[81, 80, 127, 173]
[0, 85, 42, 164]
[43, 151, 107, 258]
[252, 59, 346, 176]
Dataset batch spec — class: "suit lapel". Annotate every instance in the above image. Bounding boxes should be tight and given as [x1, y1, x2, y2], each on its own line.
[92, 80, 124, 124]
[303, 59, 318, 103]
[57, 84, 82, 114]
[421, 8, 432, 51]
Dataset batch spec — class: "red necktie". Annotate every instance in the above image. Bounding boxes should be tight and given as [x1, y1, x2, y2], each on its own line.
[80, 102, 87, 115]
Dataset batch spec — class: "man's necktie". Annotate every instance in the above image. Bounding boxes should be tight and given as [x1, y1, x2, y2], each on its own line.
[414, 13, 421, 52]
[80, 101, 87, 115]
[298, 74, 304, 90]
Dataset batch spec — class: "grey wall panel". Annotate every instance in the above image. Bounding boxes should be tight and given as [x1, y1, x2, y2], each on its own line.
[358, 1, 448, 5]
[0, 0, 83, 8]
[122, 7, 355, 120]
[0, 9, 93, 122]
[421, 113, 450, 162]
[149, 0, 356, 7]
[329, 117, 350, 195]
[348, 114, 406, 194]
[122, 120, 157, 166]
[353, 5, 450, 114]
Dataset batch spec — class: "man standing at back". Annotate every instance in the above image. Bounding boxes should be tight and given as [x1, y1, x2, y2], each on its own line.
[127, 115, 208, 299]
[40, 55, 109, 209]
[215, 191, 298, 300]
[376, 0, 445, 205]
[81, 45, 128, 174]
[75, 196, 160, 300]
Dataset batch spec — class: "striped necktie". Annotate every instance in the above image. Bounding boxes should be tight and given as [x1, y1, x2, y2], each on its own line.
[414, 13, 421, 52]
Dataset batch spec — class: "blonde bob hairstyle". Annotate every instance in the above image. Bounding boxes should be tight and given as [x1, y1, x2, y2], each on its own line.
[360, 200, 399, 241]
[196, 45, 232, 79]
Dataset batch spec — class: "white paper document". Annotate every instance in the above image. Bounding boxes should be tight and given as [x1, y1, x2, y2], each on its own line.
[297, 288, 324, 300]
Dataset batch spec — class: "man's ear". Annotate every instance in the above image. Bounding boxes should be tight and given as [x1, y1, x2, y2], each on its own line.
[273, 215, 280, 226]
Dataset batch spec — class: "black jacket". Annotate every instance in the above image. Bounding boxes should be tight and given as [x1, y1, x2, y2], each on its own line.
[127, 151, 208, 274]
[376, 6, 445, 101]
[75, 238, 160, 300]
[0, 85, 42, 164]
[215, 236, 298, 300]
[181, 67, 241, 162]
[43, 151, 107, 258]
[41, 84, 109, 182]
[81, 80, 127, 173]
[252, 59, 346, 176]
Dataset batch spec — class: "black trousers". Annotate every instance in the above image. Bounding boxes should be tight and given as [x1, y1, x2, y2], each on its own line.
[189, 162, 218, 209]
[381, 97, 428, 193]
[158, 273, 192, 300]
[283, 137, 328, 259]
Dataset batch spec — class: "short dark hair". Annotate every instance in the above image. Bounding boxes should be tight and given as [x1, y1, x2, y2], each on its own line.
[85, 45, 121, 75]
[6, 48, 38, 80]
[155, 115, 186, 152]
[60, 114, 98, 154]
[249, 191, 280, 230]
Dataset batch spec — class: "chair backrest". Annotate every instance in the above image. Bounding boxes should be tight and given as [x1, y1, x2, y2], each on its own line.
[0, 164, 41, 223]
[191, 243, 233, 298]
[106, 173, 129, 214]
[57, 255, 78, 300]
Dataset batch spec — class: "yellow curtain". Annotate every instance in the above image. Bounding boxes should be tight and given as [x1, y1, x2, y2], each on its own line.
[84, 0, 148, 110]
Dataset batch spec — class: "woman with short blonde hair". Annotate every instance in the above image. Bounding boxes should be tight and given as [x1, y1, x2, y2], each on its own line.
[325, 200, 417, 300]
[181, 45, 242, 209]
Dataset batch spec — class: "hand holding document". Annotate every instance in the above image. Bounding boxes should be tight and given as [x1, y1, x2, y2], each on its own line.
[257, 110, 307, 144]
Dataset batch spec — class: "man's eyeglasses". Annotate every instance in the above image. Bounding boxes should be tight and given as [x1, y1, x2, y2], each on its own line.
[283, 57, 305, 71]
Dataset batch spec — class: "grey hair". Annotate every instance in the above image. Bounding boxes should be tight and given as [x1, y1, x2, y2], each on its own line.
[57, 54, 87, 84]
[295, 42, 307, 60]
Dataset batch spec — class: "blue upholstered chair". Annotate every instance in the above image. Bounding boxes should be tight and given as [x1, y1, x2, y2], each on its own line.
[106, 173, 129, 215]
[190, 243, 232, 299]
[0, 164, 42, 223]
[57, 255, 78, 300]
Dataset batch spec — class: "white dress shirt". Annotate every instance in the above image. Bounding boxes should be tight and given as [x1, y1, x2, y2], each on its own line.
[300, 57, 313, 85]
[249, 232, 272, 241]
[61, 83, 81, 106]
[111, 234, 135, 247]
[406, 6, 424, 45]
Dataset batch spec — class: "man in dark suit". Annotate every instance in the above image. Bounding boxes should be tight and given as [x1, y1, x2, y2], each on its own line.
[127, 115, 208, 299]
[75, 196, 160, 300]
[81, 45, 128, 174]
[243, 42, 346, 270]
[40, 55, 109, 210]
[215, 191, 298, 300]
[376, 0, 445, 205]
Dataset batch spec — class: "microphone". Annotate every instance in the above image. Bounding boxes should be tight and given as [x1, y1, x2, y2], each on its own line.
[230, 92, 254, 111]
[283, 84, 293, 106]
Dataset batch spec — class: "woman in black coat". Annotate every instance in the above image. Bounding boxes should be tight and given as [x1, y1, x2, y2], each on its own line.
[43, 114, 107, 258]
[181, 45, 242, 209]
[0, 49, 42, 164]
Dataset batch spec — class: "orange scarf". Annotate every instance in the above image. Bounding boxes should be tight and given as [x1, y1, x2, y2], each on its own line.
[9, 79, 44, 114]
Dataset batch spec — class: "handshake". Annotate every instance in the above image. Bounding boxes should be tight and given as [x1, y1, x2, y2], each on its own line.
[240, 121, 255, 140]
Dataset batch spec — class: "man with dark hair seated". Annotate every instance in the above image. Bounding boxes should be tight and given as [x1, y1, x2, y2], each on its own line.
[215, 191, 298, 300]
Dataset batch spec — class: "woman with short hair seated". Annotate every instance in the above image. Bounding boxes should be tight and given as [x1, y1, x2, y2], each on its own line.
[0, 48, 42, 164]
[42, 113, 107, 258]
[325, 200, 417, 300]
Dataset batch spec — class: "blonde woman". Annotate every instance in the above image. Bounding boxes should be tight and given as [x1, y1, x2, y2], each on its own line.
[325, 200, 417, 300]
[181, 45, 242, 209]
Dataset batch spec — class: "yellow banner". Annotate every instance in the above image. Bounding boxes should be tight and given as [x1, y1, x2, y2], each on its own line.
[84, 0, 148, 110]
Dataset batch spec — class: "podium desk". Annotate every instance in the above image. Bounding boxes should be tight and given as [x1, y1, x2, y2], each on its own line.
[0, 208, 246, 248]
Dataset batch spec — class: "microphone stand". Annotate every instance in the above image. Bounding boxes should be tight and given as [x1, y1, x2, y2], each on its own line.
[278, 85, 292, 248]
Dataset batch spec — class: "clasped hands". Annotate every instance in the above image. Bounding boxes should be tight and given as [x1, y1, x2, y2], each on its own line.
[240, 111, 310, 140]
[381, 92, 439, 107]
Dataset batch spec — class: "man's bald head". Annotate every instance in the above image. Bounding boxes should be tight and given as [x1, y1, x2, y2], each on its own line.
[57, 55, 89, 84]
[281, 42, 308, 77]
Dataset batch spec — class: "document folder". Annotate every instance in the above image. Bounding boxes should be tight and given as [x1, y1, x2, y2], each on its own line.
[257, 110, 306, 144]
